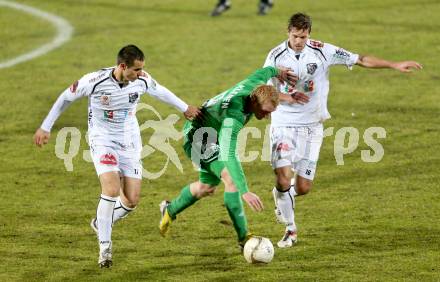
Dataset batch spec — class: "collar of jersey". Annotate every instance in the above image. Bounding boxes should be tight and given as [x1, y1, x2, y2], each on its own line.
[286, 40, 305, 58]
[109, 67, 130, 87]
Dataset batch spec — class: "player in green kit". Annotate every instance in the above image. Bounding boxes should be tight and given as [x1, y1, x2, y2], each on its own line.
[159, 66, 300, 247]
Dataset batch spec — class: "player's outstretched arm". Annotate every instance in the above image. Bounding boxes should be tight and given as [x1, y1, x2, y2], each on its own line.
[245, 67, 298, 88]
[33, 128, 50, 148]
[33, 90, 77, 148]
[33, 74, 92, 148]
[219, 118, 264, 212]
[183, 105, 202, 121]
[242, 191, 264, 212]
[276, 67, 299, 86]
[356, 55, 423, 73]
[391, 61, 423, 73]
[279, 90, 310, 105]
[143, 76, 201, 120]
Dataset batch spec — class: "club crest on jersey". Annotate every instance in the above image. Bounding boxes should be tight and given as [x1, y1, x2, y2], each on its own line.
[100, 153, 117, 165]
[128, 92, 139, 103]
[306, 63, 318, 75]
[100, 95, 111, 105]
[69, 80, 79, 93]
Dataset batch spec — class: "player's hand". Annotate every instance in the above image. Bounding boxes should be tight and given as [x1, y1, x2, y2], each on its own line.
[242, 192, 264, 212]
[276, 67, 298, 86]
[33, 128, 50, 148]
[392, 61, 423, 73]
[184, 105, 202, 121]
[288, 90, 310, 105]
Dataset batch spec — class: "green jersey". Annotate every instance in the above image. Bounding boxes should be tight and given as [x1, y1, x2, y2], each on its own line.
[183, 66, 279, 194]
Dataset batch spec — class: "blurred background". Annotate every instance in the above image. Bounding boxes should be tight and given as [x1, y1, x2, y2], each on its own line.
[0, 0, 439, 280]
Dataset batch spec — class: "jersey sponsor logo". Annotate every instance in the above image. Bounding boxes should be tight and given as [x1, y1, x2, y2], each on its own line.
[100, 153, 117, 165]
[270, 46, 284, 59]
[100, 94, 111, 105]
[150, 79, 157, 90]
[284, 84, 296, 94]
[303, 80, 314, 92]
[89, 72, 107, 83]
[69, 80, 79, 93]
[276, 143, 290, 152]
[335, 48, 350, 59]
[309, 39, 324, 48]
[301, 80, 315, 92]
[296, 80, 314, 93]
[104, 110, 114, 119]
[128, 92, 139, 103]
[306, 63, 318, 75]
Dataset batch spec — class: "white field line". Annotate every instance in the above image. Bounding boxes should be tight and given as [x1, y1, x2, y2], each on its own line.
[0, 0, 74, 69]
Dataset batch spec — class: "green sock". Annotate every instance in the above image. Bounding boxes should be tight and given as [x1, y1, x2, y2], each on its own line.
[167, 185, 198, 219]
[224, 192, 248, 241]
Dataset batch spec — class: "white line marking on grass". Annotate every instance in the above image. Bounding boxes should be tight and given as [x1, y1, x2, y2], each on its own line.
[0, 0, 74, 69]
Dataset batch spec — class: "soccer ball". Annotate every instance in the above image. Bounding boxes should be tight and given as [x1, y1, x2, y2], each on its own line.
[243, 237, 274, 264]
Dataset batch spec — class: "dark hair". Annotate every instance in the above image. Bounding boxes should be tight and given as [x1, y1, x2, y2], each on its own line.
[117, 45, 144, 67]
[287, 13, 312, 33]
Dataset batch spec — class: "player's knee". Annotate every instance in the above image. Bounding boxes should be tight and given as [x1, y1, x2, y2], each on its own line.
[102, 187, 119, 197]
[221, 170, 238, 192]
[193, 183, 216, 198]
[204, 186, 216, 197]
[296, 180, 313, 195]
[99, 172, 121, 196]
[199, 186, 216, 197]
[124, 198, 139, 208]
[220, 169, 232, 184]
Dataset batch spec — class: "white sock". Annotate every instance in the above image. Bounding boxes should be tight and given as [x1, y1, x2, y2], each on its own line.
[113, 197, 135, 224]
[97, 194, 117, 251]
[274, 187, 297, 232]
[272, 187, 278, 208]
[290, 184, 298, 197]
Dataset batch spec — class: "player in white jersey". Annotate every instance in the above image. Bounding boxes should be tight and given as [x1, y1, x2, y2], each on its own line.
[264, 13, 422, 248]
[33, 45, 201, 267]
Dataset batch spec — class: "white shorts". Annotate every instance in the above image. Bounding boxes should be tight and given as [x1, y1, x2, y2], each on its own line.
[90, 138, 142, 179]
[270, 123, 323, 180]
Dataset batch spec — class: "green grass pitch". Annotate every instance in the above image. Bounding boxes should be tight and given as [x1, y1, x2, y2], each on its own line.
[0, 0, 439, 280]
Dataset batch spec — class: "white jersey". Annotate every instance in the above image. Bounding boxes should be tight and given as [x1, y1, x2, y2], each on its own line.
[264, 39, 359, 126]
[41, 67, 188, 145]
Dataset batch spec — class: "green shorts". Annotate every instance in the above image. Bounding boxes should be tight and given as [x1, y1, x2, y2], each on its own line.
[183, 139, 224, 187]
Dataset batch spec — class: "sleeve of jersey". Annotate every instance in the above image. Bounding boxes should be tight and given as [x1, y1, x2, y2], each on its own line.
[323, 42, 359, 69]
[218, 118, 249, 195]
[245, 66, 279, 86]
[144, 76, 188, 113]
[263, 53, 277, 86]
[40, 75, 91, 132]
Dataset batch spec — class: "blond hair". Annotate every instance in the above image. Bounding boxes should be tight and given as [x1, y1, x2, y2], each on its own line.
[250, 85, 279, 107]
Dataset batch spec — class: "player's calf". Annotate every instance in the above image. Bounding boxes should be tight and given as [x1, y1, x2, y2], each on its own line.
[191, 182, 216, 198]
